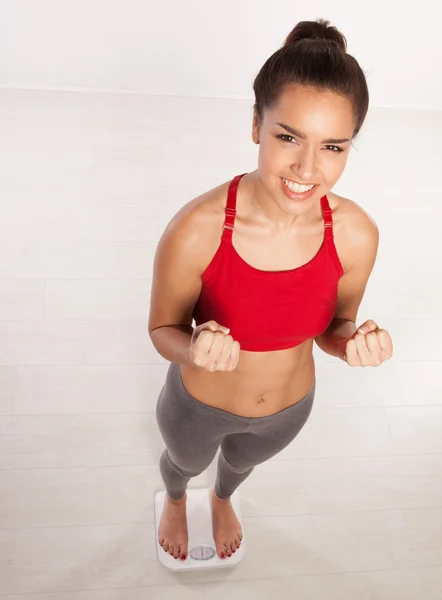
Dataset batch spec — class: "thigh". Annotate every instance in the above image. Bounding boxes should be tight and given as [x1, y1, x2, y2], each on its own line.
[221, 382, 315, 468]
[156, 363, 246, 470]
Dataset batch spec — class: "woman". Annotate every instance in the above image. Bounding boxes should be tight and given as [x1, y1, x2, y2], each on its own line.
[148, 18, 393, 563]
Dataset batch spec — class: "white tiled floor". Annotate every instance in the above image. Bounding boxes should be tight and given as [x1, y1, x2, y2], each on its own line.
[1, 88, 442, 599]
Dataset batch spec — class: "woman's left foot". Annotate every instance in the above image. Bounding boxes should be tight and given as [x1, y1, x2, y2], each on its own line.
[210, 488, 243, 558]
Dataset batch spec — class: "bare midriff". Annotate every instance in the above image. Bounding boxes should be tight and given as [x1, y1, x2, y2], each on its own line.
[180, 339, 315, 418]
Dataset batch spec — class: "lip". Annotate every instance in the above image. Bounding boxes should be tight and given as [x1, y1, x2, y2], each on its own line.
[280, 177, 319, 201]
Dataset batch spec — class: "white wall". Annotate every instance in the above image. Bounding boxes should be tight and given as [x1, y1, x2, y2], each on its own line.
[1, 0, 441, 110]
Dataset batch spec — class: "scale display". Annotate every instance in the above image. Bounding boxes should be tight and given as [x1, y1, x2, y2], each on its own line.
[189, 545, 216, 561]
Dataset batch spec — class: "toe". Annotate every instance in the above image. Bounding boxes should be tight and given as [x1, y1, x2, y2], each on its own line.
[234, 536, 241, 548]
[180, 544, 188, 561]
[217, 545, 227, 559]
[230, 541, 236, 554]
[163, 541, 169, 553]
[168, 544, 175, 556]
[173, 545, 180, 559]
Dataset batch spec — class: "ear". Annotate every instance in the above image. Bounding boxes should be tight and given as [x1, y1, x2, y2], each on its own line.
[252, 105, 260, 144]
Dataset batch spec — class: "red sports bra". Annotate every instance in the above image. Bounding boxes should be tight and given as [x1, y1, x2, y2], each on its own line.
[193, 173, 344, 352]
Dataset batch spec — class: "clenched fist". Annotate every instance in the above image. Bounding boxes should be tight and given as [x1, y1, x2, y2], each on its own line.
[189, 321, 240, 372]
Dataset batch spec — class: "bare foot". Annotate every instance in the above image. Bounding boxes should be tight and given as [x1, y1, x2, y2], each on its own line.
[210, 488, 243, 559]
[158, 493, 189, 561]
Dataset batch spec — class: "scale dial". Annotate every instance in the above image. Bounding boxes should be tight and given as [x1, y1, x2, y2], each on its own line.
[189, 545, 216, 561]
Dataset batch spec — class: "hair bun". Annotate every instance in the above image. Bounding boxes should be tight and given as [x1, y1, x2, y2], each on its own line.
[284, 19, 347, 53]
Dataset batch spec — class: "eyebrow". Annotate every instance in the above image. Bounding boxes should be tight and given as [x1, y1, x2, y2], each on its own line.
[275, 122, 351, 144]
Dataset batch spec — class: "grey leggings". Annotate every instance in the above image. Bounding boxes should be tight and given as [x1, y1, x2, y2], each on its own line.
[156, 362, 315, 500]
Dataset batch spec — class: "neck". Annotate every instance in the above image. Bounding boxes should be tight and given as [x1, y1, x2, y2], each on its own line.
[248, 171, 323, 231]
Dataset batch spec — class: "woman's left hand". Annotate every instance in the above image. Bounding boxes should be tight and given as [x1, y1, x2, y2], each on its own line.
[344, 320, 393, 367]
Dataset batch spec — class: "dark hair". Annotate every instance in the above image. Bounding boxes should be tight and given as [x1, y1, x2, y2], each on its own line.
[253, 19, 369, 139]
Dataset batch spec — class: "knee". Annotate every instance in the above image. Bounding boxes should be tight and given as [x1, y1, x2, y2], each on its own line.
[219, 446, 253, 474]
[160, 448, 211, 479]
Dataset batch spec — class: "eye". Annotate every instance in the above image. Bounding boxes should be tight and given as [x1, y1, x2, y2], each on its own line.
[325, 145, 344, 153]
[277, 135, 344, 153]
[277, 134, 297, 143]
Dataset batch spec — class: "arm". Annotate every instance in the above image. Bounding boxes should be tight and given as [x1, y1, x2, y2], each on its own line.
[315, 210, 380, 360]
[148, 209, 206, 367]
[315, 318, 358, 360]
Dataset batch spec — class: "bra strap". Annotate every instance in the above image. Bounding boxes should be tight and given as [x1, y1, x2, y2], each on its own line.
[221, 173, 247, 242]
[321, 195, 334, 239]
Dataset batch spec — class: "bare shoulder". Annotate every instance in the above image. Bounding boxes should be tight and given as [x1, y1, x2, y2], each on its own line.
[328, 192, 379, 273]
[159, 178, 231, 271]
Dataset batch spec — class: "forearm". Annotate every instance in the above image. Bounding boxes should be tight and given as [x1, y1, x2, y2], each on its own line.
[149, 324, 195, 366]
[314, 318, 357, 360]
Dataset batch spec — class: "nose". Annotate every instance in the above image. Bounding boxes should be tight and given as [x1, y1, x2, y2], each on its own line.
[291, 147, 316, 183]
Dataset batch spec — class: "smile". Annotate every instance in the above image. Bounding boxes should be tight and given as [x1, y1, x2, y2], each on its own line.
[282, 178, 316, 193]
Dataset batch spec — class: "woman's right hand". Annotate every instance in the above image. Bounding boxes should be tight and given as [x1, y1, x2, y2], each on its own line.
[189, 321, 240, 372]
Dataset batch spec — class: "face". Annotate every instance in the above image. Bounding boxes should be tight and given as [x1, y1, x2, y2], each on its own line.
[252, 84, 355, 215]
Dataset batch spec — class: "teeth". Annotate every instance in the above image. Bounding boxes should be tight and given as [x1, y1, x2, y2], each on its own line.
[283, 178, 315, 193]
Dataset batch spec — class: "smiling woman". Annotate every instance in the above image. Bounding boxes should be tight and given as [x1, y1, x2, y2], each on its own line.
[149, 18, 392, 564]
[252, 83, 356, 209]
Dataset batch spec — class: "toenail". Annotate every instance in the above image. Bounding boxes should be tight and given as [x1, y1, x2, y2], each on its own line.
[220, 553, 226, 559]
[180, 555, 186, 560]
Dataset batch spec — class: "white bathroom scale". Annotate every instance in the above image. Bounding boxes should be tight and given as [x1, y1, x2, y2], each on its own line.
[154, 488, 246, 571]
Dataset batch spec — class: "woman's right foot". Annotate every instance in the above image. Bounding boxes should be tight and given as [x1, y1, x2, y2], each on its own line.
[158, 492, 189, 561]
